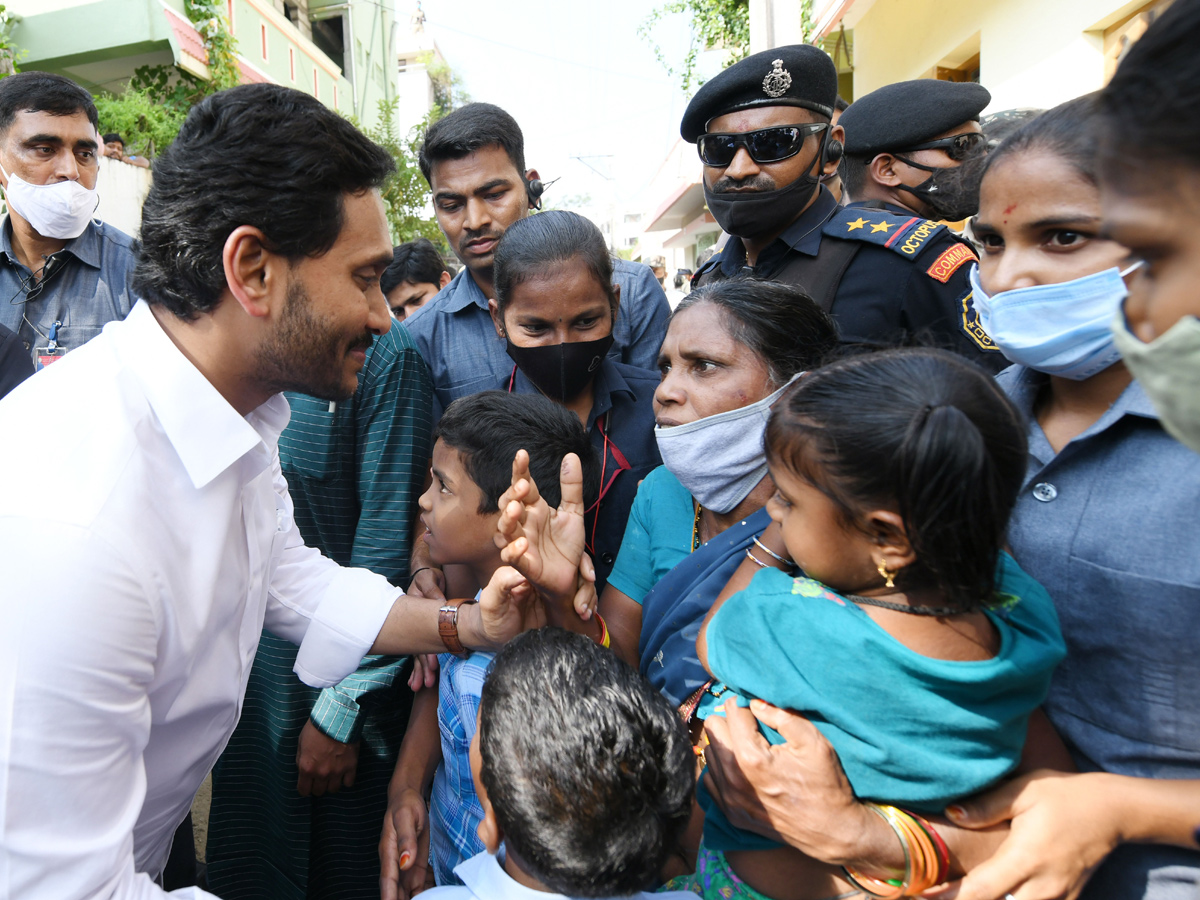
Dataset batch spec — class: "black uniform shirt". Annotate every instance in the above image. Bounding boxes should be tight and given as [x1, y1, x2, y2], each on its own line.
[694, 189, 1004, 370]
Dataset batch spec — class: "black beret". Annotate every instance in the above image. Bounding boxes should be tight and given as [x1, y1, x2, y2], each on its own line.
[839, 80, 991, 157]
[680, 45, 838, 143]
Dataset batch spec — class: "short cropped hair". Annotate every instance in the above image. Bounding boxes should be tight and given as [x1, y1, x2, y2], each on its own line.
[133, 84, 394, 319]
[0, 72, 98, 136]
[841, 151, 870, 199]
[479, 628, 694, 897]
[675, 277, 839, 385]
[492, 210, 616, 317]
[435, 391, 601, 514]
[102, 132, 123, 145]
[418, 102, 525, 186]
[381, 238, 450, 296]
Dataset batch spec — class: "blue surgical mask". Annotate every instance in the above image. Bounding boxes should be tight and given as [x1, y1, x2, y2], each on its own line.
[968, 262, 1140, 380]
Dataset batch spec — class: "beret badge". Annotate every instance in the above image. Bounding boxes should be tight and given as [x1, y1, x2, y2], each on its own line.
[762, 59, 793, 98]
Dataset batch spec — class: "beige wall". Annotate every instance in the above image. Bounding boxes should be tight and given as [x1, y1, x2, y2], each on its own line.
[96, 156, 153, 239]
[850, 0, 1152, 112]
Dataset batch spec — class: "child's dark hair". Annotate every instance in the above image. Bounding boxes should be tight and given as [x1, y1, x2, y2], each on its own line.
[766, 349, 1028, 609]
[674, 277, 839, 384]
[492, 210, 617, 318]
[381, 238, 450, 296]
[983, 94, 1101, 186]
[479, 628, 694, 897]
[436, 391, 601, 514]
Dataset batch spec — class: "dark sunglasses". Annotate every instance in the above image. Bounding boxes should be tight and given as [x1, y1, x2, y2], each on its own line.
[894, 131, 987, 161]
[697, 123, 828, 167]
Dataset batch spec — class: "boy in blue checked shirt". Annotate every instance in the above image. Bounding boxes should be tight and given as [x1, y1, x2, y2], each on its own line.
[379, 391, 601, 899]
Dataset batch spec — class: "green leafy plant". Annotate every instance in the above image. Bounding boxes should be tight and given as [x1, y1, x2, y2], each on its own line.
[94, 87, 189, 159]
[639, 0, 750, 94]
[0, 4, 26, 79]
[93, 0, 240, 158]
[355, 98, 447, 250]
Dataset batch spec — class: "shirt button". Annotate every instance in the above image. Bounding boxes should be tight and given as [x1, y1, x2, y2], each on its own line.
[1032, 482, 1058, 502]
[600, 551, 615, 566]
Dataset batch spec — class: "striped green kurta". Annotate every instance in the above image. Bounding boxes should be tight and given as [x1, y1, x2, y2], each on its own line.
[206, 324, 433, 899]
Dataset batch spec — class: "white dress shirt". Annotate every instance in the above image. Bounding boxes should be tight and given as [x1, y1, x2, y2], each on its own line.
[0, 301, 400, 899]
[423, 850, 697, 900]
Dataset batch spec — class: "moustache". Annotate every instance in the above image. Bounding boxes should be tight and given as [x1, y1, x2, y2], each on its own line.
[710, 174, 777, 193]
[459, 229, 503, 247]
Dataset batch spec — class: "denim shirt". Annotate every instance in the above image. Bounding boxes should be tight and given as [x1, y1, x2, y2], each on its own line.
[401, 258, 670, 421]
[997, 365, 1200, 899]
[0, 217, 138, 367]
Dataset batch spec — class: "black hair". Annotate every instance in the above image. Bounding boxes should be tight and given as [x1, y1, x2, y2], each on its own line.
[1100, 0, 1200, 172]
[983, 94, 1101, 186]
[418, 102, 525, 186]
[102, 132, 124, 145]
[436, 391, 601, 514]
[765, 348, 1027, 610]
[133, 84, 394, 319]
[492, 210, 616, 317]
[479, 628, 694, 897]
[381, 238, 450, 296]
[674, 277, 839, 385]
[0, 72, 99, 135]
[834, 95, 850, 113]
[841, 151, 870, 200]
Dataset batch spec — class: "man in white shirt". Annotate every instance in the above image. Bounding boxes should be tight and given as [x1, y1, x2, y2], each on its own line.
[0, 84, 533, 899]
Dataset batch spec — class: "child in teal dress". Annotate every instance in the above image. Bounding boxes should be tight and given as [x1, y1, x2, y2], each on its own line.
[682, 348, 1066, 900]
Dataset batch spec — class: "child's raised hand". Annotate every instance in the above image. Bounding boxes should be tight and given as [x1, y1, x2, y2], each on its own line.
[495, 449, 589, 609]
[478, 565, 547, 646]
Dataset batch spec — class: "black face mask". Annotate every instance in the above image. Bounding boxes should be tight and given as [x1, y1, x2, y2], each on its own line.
[702, 132, 830, 238]
[895, 152, 988, 222]
[505, 334, 614, 402]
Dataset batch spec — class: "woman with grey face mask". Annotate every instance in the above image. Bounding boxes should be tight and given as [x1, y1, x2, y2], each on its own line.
[500, 278, 837, 702]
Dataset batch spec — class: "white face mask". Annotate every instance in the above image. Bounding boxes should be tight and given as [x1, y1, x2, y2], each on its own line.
[0, 163, 98, 240]
[654, 375, 799, 514]
[1111, 308, 1200, 454]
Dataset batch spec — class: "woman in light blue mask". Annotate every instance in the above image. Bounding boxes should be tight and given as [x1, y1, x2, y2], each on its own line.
[925, 94, 1200, 899]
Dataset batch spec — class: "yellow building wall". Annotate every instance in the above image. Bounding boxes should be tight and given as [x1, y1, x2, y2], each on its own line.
[850, 0, 1157, 112]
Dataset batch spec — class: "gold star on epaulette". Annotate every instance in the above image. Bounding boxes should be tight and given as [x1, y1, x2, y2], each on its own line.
[846, 217, 868, 231]
[870, 221, 894, 233]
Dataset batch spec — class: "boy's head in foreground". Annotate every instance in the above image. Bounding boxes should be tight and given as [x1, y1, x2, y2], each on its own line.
[472, 628, 694, 896]
[419, 391, 601, 575]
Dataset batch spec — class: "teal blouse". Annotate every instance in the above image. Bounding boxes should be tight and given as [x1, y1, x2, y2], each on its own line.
[698, 552, 1066, 851]
[606, 465, 696, 603]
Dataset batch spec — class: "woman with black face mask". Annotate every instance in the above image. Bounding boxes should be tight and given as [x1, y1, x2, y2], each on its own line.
[486, 210, 661, 591]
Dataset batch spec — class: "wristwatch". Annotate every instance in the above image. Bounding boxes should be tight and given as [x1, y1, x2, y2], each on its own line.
[438, 598, 476, 658]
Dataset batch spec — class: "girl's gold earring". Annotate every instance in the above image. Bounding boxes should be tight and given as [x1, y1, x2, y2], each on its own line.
[877, 559, 896, 589]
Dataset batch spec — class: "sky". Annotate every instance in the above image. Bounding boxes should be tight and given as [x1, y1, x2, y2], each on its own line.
[414, 0, 725, 215]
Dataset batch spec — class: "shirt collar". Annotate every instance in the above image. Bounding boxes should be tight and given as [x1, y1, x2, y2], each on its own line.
[456, 849, 570, 900]
[1001, 363, 1160, 444]
[0, 215, 102, 270]
[719, 185, 838, 275]
[844, 199, 917, 218]
[110, 300, 291, 489]
[507, 356, 632, 431]
[441, 267, 492, 313]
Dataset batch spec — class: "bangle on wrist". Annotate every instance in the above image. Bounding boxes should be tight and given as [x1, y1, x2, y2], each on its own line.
[842, 803, 945, 898]
[752, 536, 793, 566]
[438, 598, 476, 657]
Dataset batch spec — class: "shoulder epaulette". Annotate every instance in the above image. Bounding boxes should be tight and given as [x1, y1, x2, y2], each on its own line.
[822, 207, 951, 261]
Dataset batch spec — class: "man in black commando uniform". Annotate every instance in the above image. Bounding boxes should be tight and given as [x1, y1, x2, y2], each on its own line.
[685, 46, 1003, 370]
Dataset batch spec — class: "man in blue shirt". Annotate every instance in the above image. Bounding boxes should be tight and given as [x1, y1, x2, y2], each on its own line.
[0, 73, 137, 369]
[402, 103, 669, 421]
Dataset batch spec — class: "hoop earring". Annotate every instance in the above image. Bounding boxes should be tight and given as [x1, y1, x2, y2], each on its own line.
[877, 559, 896, 589]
